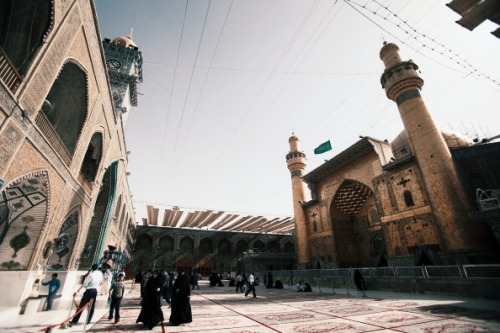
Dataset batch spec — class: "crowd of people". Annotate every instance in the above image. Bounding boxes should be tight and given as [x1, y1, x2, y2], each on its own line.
[59, 264, 194, 329]
[134, 269, 193, 329]
[49, 266, 323, 330]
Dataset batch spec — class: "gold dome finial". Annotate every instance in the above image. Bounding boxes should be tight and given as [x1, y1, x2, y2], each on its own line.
[111, 30, 137, 49]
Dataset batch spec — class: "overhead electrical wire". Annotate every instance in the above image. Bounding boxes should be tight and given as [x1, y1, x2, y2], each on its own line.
[213, 0, 344, 187]
[155, 0, 190, 198]
[344, 0, 499, 86]
[169, 0, 213, 187]
[144, 61, 377, 76]
[173, 0, 234, 186]
[246, 0, 344, 136]
[192, 0, 323, 199]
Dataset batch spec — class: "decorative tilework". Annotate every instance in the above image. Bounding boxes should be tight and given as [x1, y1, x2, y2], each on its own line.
[22, 6, 82, 115]
[0, 124, 23, 173]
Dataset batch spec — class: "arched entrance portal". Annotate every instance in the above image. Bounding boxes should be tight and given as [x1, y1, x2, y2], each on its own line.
[176, 256, 193, 274]
[330, 179, 385, 267]
[197, 258, 212, 277]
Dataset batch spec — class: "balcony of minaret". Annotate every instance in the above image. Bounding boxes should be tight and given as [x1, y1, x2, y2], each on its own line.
[380, 61, 424, 101]
[286, 151, 306, 171]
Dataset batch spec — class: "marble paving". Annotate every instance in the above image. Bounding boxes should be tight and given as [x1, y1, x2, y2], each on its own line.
[83, 280, 500, 333]
[3, 280, 499, 332]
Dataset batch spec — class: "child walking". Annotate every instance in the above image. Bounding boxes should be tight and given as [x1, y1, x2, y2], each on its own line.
[108, 273, 125, 323]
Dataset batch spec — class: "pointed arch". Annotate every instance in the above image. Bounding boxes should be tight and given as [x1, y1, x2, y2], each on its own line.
[0, 0, 54, 79]
[135, 233, 152, 251]
[41, 58, 89, 157]
[217, 238, 231, 255]
[0, 171, 50, 270]
[332, 179, 373, 217]
[235, 239, 248, 255]
[80, 132, 103, 183]
[179, 236, 194, 253]
[197, 257, 213, 276]
[176, 256, 193, 273]
[158, 235, 173, 252]
[267, 240, 280, 253]
[253, 240, 264, 252]
[199, 238, 213, 255]
[330, 179, 379, 267]
[47, 207, 80, 270]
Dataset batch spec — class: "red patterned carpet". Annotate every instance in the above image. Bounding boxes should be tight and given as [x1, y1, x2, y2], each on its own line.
[86, 281, 500, 332]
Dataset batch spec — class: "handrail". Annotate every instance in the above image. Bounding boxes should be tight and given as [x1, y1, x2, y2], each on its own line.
[258, 264, 500, 281]
[0, 47, 22, 93]
[77, 172, 92, 194]
[35, 111, 72, 165]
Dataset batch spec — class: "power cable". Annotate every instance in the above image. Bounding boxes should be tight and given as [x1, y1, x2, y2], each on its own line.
[344, 0, 499, 86]
[191, 0, 323, 200]
[144, 61, 377, 76]
[246, 0, 344, 136]
[169, 0, 213, 188]
[173, 0, 234, 190]
[155, 0, 190, 197]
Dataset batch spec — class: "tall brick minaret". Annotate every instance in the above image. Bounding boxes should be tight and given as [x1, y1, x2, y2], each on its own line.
[286, 134, 310, 266]
[379, 42, 487, 255]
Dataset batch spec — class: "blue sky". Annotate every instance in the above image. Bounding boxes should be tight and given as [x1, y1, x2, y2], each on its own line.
[95, 0, 500, 221]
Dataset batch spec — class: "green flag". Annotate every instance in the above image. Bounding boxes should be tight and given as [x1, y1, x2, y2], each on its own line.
[314, 140, 332, 154]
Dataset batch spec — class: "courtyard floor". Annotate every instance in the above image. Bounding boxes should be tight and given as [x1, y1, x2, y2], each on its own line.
[1, 279, 499, 332]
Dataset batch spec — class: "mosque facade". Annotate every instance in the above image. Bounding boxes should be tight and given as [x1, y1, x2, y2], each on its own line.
[0, 1, 138, 308]
[287, 43, 500, 269]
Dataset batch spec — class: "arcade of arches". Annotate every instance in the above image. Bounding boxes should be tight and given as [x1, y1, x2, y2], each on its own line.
[131, 225, 296, 275]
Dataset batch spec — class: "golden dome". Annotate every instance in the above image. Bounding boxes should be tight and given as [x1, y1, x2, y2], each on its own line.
[391, 129, 472, 158]
[111, 35, 137, 49]
[440, 129, 473, 148]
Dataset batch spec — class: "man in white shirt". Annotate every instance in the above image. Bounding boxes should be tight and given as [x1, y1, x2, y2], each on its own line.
[235, 273, 243, 292]
[244, 272, 256, 298]
[71, 264, 103, 325]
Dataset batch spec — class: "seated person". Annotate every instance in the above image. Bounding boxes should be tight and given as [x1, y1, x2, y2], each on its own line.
[297, 282, 312, 292]
[274, 279, 284, 289]
[295, 282, 303, 292]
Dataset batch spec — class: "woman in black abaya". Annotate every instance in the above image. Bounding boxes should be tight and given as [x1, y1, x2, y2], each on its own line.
[169, 271, 192, 326]
[136, 271, 164, 330]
